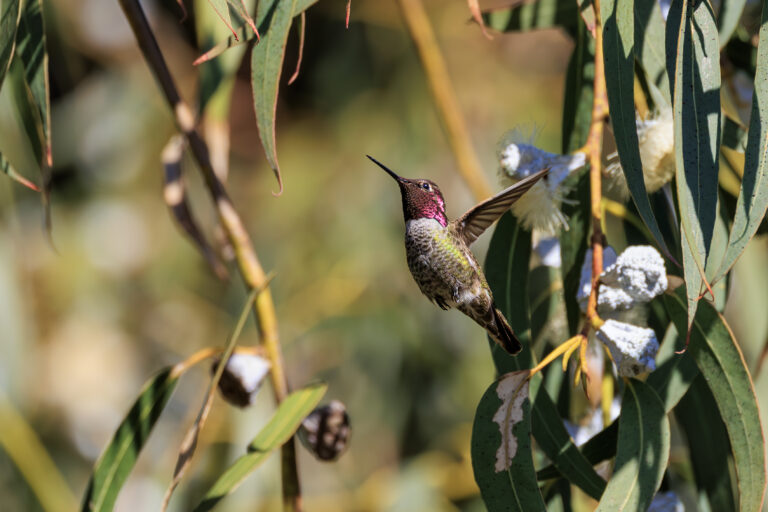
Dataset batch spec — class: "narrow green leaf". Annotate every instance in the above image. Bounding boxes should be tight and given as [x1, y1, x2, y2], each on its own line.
[601, 0, 672, 259]
[675, 375, 737, 512]
[715, 0, 768, 280]
[484, 212, 532, 372]
[482, 0, 577, 33]
[7, 56, 44, 165]
[193, 383, 328, 512]
[560, 172, 590, 335]
[14, 0, 50, 165]
[665, 287, 767, 511]
[671, 0, 721, 329]
[594, 379, 670, 512]
[251, 0, 299, 195]
[561, 18, 595, 154]
[472, 371, 546, 512]
[530, 380, 606, 500]
[0, 151, 38, 191]
[0, 0, 21, 90]
[207, 0, 235, 38]
[81, 368, 179, 512]
[194, 0, 317, 67]
[717, 0, 747, 48]
[634, 0, 670, 105]
[196, 0, 254, 113]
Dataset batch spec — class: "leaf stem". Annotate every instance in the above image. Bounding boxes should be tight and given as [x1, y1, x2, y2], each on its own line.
[115, 1, 301, 509]
[396, 0, 493, 202]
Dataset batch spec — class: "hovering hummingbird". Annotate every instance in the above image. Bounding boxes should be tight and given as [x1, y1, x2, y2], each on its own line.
[369, 156, 548, 355]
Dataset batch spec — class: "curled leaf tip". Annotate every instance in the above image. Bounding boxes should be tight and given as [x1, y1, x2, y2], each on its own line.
[271, 173, 284, 197]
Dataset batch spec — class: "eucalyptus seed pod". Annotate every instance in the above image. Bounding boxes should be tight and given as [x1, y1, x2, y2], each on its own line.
[212, 353, 271, 407]
[298, 400, 350, 462]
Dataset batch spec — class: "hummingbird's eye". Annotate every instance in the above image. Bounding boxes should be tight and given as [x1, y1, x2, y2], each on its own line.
[421, 183, 430, 191]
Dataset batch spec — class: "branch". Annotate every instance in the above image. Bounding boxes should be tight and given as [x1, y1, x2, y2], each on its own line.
[397, 0, 493, 202]
[115, 1, 301, 509]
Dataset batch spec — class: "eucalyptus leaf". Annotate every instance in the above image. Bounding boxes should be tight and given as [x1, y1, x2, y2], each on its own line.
[665, 286, 767, 511]
[715, 0, 768, 281]
[193, 383, 327, 512]
[484, 212, 532, 373]
[594, 379, 669, 512]
[675, 376, 737, 512]
[0, 0, 21, 90]
[671, 0, 721, 329]
[251, 0, 300, 195]
[601, 0, 672, 260]
[471, 371, 546, 512]
[81, 368, 179, 512]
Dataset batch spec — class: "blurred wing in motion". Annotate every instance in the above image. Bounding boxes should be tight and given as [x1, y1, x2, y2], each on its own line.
[456, 168, 549, 246]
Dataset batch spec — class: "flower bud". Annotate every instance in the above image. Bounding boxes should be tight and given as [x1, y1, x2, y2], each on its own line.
[213, 354, 271, 408]
[601, 245, 667, 302]
[596, 320, 659, 377]
[298, 400, 350, 462]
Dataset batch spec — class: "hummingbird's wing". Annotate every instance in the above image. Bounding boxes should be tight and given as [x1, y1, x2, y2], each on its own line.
[455, 168, 549, 246]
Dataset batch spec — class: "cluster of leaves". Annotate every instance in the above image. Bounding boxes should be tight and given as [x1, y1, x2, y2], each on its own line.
[471, 0, 768, 510]
[0, 0, 49, 202]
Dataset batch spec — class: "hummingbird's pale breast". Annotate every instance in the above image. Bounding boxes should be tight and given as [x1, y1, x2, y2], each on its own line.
[404, 218, 491, 312]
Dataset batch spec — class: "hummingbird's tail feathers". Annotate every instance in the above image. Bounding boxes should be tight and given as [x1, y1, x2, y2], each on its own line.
[488, 306, 522, 355]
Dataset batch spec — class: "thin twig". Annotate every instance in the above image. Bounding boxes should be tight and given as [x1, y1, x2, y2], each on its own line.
[397, 0, 493, 202]
[116, 1, 301, 509]
[584, 0, 608, 334]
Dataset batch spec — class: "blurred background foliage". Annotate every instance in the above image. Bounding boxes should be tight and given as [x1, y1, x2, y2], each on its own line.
[0, 1, 569, 510]
[0, 0, 766, 511]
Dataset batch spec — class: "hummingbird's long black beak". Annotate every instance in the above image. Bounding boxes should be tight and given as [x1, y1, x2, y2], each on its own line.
[367, 155, 406, 183]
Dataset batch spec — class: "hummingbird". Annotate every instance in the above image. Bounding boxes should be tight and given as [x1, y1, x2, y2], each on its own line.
[369, 156, 548, 355]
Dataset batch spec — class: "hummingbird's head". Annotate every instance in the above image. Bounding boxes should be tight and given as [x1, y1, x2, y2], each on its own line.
[367, 156, 447, 226]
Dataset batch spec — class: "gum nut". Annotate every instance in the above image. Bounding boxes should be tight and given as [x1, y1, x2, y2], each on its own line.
[213, 353, 271, 408]
[596, 320, 659, 377]
[602, 245, 667, 302]
[298, 400, 351, 462]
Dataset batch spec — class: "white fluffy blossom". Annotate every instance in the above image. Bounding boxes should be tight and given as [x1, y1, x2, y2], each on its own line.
[605, 107, 675, 198]
[579, 245, 668, 376]
[498, 137, 586, 235]
[597, 320, 659, 377]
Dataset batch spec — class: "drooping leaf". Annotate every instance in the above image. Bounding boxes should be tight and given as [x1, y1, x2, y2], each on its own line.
[560, 172, 590, 335]
[601, 0, 672, 260]
[717, 0, 747, 48]
[634, 0, 670, 106]
[194, 0, 318, 66]
[670, 0, 721, 330]
[0, 0, 21, 90]
[530, 379, 605, 500]
[665, 286, 767, 511]
[81, 368, 179, 512]
[14, 0, 50, 166]
[0, 151, 38, 191]
[715, 0, 768, 280]
[471, 370, 546, 512]
[192, 382, 328, 512]
[251, 0, 299, 195]
[484, 212, 532, 372]
[206, 0, 236, 39]
[594, 379, 669, 512]
[675, 375, 737, 512]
